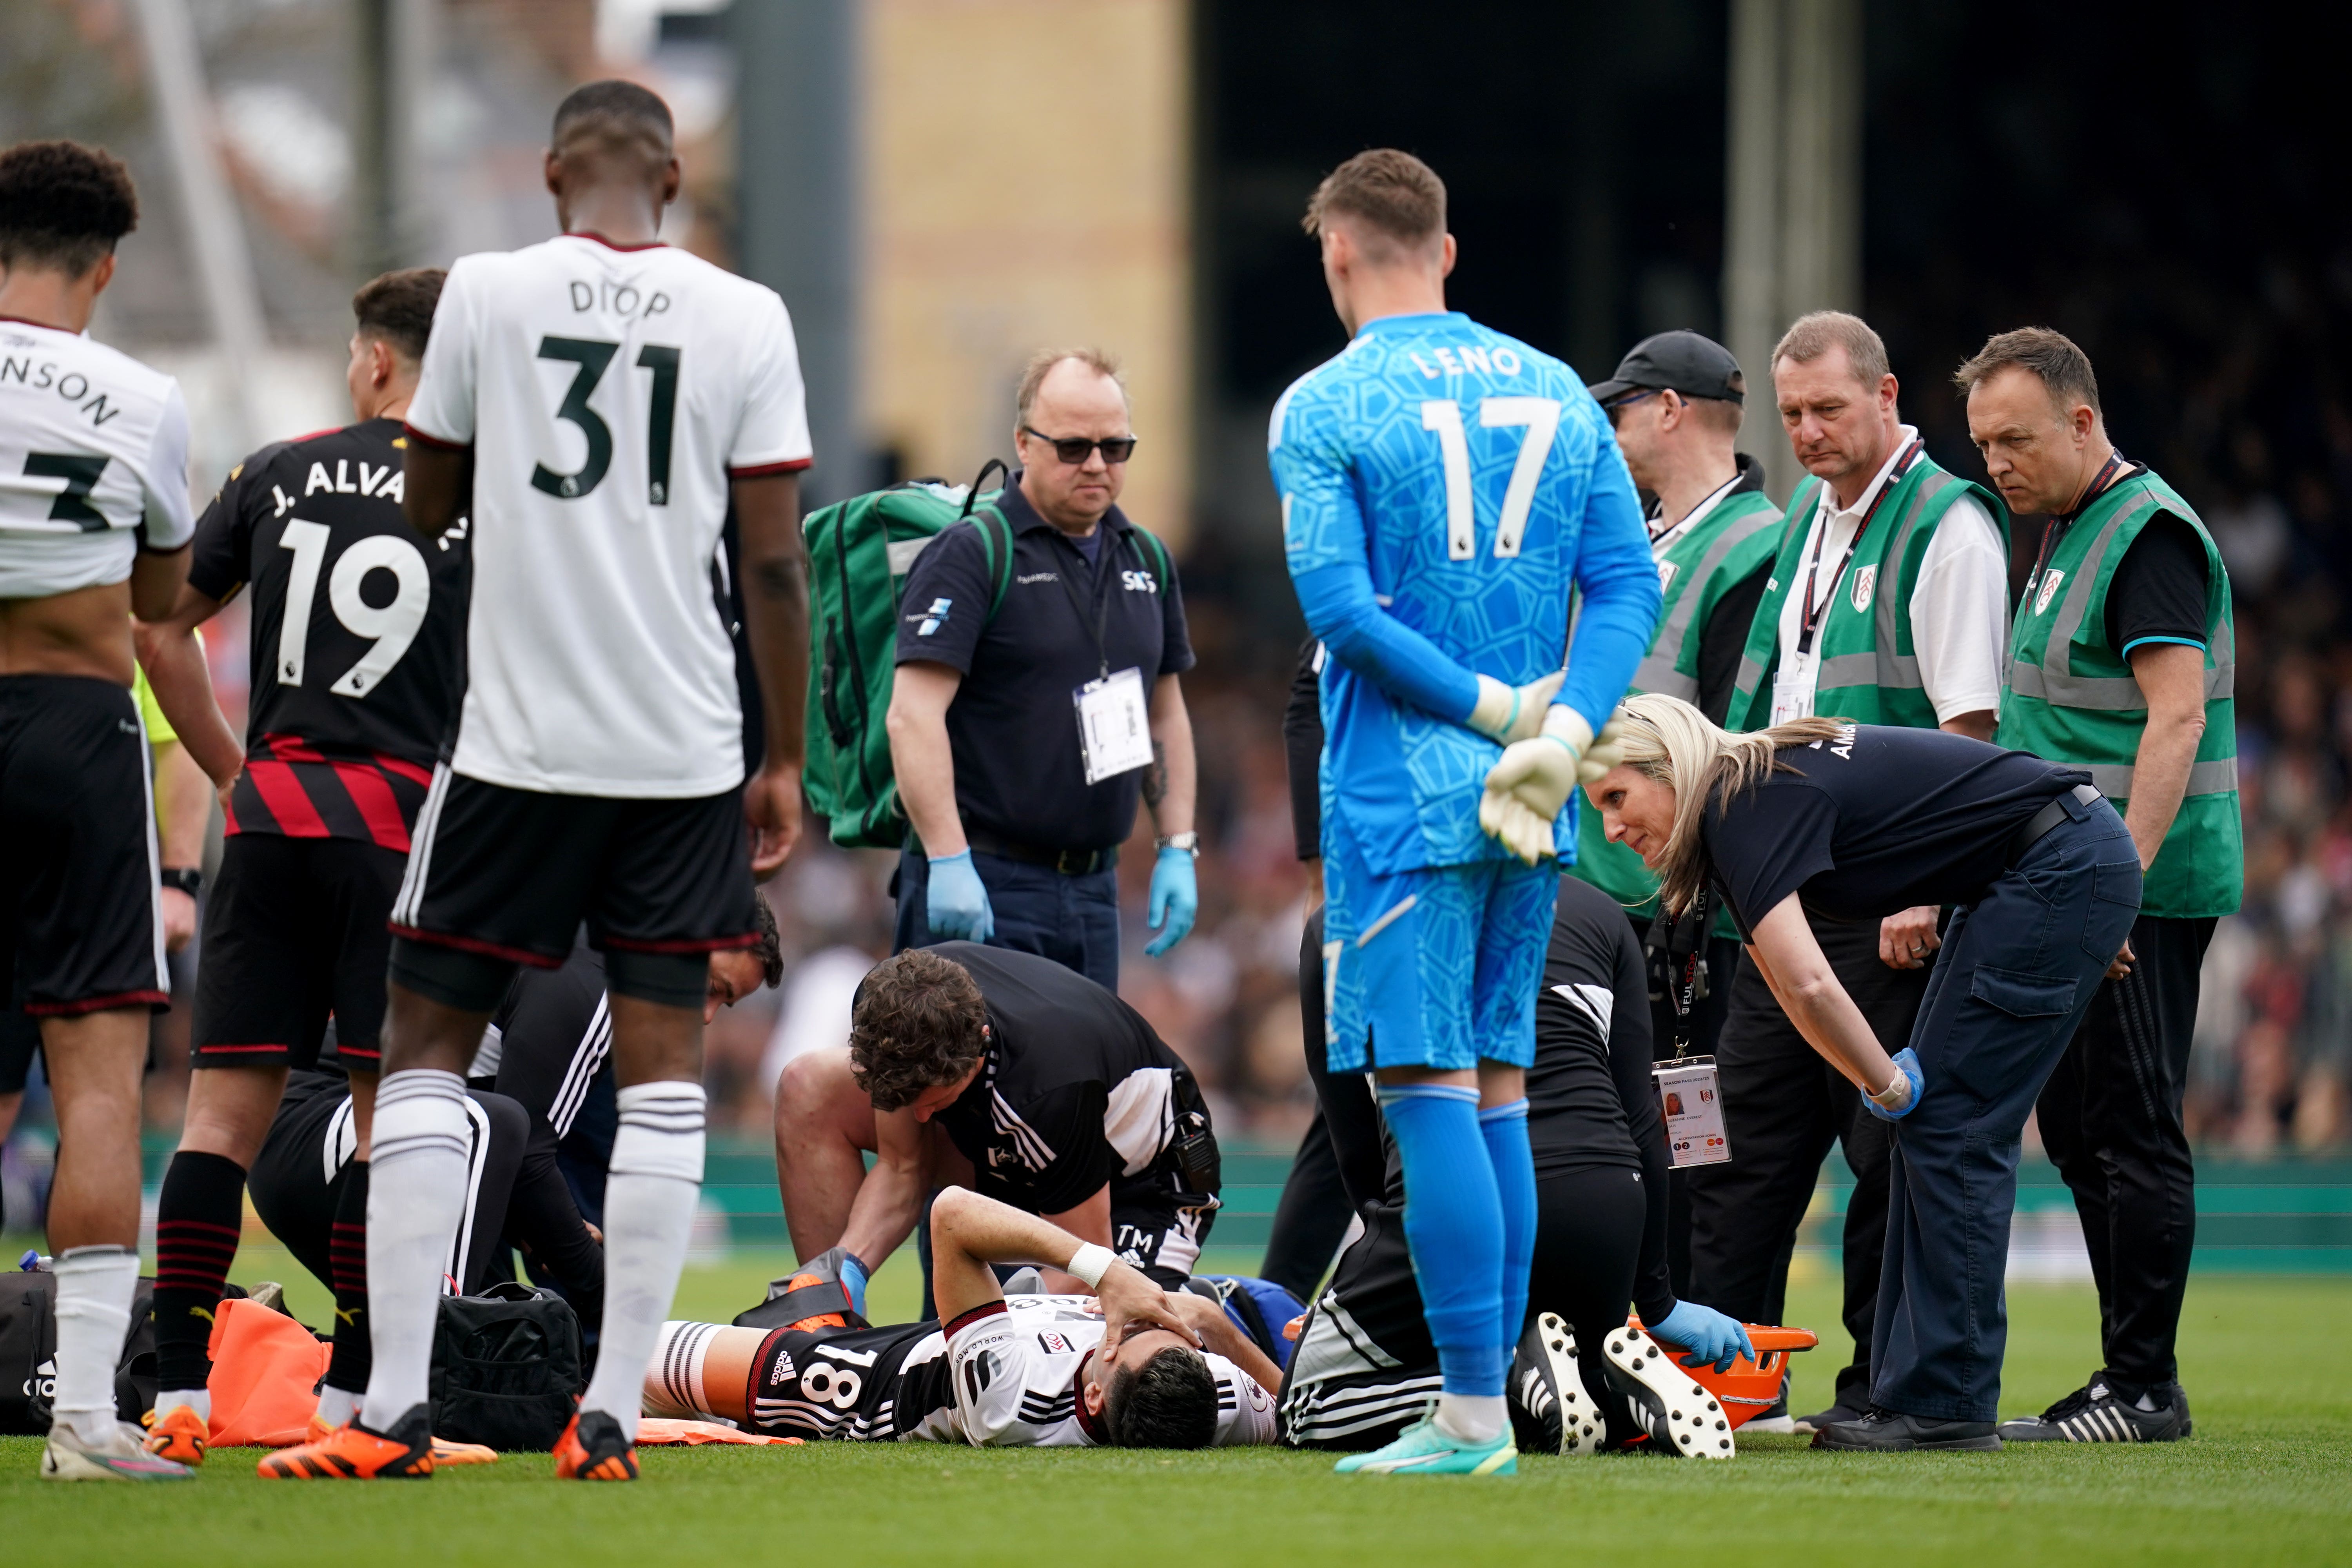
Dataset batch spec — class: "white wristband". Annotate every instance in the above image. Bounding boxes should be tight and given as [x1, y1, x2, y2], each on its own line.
[1066, 1243, 1115, 1290]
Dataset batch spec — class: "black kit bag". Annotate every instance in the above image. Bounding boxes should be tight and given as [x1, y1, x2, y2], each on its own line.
[429, 1281, 583, 1450]
[0, 1269, 159, 1433]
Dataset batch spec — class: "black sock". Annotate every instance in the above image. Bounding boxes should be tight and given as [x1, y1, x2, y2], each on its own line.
[326, 1160, 372, 1394]
[154, 1150, 247, 1392]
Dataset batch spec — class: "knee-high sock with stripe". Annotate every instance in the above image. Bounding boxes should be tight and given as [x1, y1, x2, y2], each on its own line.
[1377, 1083, 1506, 1443]
[1479, 1099, 1536, 1357]
[154, 1149, 247, 1417]
[319, 1158, 370, 1428]
[579, 1082, 706, 1443]
[360, 1071, 471, 1432]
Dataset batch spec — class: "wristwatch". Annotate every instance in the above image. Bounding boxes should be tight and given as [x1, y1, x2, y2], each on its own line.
[160, 867, 203, 898]
[1156, 832, 1200, 857]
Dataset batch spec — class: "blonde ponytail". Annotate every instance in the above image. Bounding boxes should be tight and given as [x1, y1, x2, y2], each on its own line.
[1612, 693, 1847, 918]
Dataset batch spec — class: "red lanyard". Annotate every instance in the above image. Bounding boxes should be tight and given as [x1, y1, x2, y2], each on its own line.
[2028, 451, 2131, 588]
[1797, 439, 1921, 656]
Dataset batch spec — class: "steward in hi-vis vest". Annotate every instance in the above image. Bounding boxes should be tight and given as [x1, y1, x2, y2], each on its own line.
[1995, 468, 2239, 917]
[1724, 447, 2006, 733]
[1960, 328, 2236, 1445]
[1684, 312, 2016, 1433]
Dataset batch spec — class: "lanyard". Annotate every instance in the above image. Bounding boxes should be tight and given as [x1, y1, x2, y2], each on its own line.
[2027, 450, 2131, 589]
[1668, 887, 1710, 1058]
[1051, 529, 1125, 679]
[1797, 439, 1922, 656]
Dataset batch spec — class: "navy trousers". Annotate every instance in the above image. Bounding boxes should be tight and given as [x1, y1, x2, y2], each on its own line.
[1869, 793, 2141, 1423]
[893, 847, 1122, 991]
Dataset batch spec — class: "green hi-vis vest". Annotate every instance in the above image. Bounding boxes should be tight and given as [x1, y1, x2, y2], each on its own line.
[1571, 488, 1782, 920]
[1993, 471, 2242, 919]
[1725, 456, 2004, 733]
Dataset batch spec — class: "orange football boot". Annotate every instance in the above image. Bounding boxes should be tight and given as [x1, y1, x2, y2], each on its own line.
[553, 1410, 638, 1481]
[258, 1405, 434, 1479]
[301, 1414, 496, 1465]
[143, 1403, 209, 1465]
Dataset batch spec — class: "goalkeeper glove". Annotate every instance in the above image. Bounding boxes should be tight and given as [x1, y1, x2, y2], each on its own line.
[1478, 706, 1631, 866]
[1465, 669, 1566, 746]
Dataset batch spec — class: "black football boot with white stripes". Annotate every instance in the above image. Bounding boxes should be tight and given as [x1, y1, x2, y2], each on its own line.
[1996, 1372, 2190, 1443]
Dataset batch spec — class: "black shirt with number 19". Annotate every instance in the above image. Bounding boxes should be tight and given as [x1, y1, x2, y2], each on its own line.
[187, 417, 469, 851]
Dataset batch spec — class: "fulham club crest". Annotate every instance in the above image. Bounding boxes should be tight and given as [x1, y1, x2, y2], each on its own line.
[2034, 568, 2067, 615]
[1849, 564, 1878, 612]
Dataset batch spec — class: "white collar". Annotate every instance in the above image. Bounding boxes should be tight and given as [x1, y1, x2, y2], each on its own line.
[1817, 423, 1921, 527]
[1650, 471, 1745, 554]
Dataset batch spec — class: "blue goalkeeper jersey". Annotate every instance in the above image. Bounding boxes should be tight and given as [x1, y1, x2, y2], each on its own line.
[1270, 311, 1657, 875]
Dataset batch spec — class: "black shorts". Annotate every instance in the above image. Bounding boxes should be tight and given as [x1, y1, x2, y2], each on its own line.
[1111, 1174, 1219, 1286]
[729, 1319, 946, 1443]
[0, 1005, 38, 1095]
[391, 768, 757, 967]
[247, 1068, 530, 1298]
[193, 834, 408, 1071]
[0, 675, 167, 1016]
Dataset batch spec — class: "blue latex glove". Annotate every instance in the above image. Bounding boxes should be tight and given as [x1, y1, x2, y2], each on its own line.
[1145, 845, 1198, 957]
[838, 1252, 869, 1318]
[1861, 1047, 1925, 1123]
[926, 849, 995, 943]
[1653, 1299, 1757, 1374]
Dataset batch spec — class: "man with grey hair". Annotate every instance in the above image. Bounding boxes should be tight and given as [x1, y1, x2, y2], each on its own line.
[1690, 309, 2010, 1432]
[886, 349, 1200, 990]
[1957, 326, 2237, 1446]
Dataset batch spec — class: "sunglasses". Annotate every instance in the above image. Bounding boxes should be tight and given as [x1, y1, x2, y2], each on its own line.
[1601, 388, 1665, 427]
[1022, 427, 1138, 465]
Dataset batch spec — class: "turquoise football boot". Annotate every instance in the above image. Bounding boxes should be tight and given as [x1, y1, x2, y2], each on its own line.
[1334, 1414, 1518, 1475]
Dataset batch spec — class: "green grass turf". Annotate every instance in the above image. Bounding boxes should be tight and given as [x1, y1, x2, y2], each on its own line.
[5, 1248, 2348, 1566]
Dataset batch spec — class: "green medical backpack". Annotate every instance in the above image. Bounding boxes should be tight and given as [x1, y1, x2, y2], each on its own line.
[801, 461, 1016, 848]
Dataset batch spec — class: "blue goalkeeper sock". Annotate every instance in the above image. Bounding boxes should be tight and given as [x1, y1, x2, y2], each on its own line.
[1378, 1083, 1504, 1403]
[1479, 1098, 1535, 1357]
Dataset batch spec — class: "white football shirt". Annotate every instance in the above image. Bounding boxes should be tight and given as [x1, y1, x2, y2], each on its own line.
[0, 318, 192, 597]
[405, 233, 813, 797]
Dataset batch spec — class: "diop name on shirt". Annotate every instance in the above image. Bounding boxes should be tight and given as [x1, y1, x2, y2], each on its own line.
[566, 278, 673, 320]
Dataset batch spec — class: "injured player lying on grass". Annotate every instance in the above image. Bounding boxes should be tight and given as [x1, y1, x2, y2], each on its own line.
[646, 1186, 1280, 1448]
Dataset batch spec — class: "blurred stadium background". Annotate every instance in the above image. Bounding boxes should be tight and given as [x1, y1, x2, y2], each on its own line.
[3, 0, 2348, 1275]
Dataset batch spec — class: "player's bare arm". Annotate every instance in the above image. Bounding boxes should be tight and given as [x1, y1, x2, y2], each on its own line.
[1166, 1286, 1285, 1397]
[735, 469, 808, 874]
[927, 1185, 1194, 1355]
[1035, 1181, 1116, 1294]
[400, 440, 470, 541]
[134, 584, 241, 788]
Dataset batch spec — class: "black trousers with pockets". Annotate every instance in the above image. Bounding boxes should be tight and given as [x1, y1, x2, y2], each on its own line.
[2034, 913, 2214, 1391]
[1685, 915, 1930, 1406]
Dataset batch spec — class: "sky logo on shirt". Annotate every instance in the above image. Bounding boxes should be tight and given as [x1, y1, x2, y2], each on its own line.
[916, 597, 952, 636]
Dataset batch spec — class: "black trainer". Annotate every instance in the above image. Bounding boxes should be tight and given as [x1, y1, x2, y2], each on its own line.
[1811, 1407, 2001, 1451]
[1996, 1372, 2189, 1443]
[1794, 1397, 1866, 1436]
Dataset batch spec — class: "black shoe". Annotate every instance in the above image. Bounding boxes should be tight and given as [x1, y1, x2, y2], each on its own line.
[1811, 1407, 2001, 1451]
[1793, 1400, 1866, 1436]
[1996, 1372, 2187, 1443]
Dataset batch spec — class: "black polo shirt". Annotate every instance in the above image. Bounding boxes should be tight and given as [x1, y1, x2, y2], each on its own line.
[894, 475, 1193, 852]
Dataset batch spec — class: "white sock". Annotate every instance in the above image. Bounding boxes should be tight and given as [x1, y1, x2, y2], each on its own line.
[314, 1384, 360, 1428]
[643, 1320, 720, 1420]
[580, 1082, 706, 1443]
[359, 1070, 471, 1433]
[51, 1245, 138, 1446]
[155, 1387, 211, 1423]
[1435, 1392, 1507, 1446]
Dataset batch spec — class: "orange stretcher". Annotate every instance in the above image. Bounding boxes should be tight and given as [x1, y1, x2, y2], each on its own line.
[1632, 1317, 1821, 1432]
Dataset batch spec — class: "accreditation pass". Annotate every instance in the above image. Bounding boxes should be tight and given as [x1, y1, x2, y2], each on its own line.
[1074, 666, 1154, 785]
[1653, 1057, 1731, 1168]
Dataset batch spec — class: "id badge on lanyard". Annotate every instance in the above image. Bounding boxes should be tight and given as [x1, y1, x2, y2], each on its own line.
[1769, 650, 1818, 727]
[1074, 667, 1154, 784]
[1653, 1057, 1731, 1168]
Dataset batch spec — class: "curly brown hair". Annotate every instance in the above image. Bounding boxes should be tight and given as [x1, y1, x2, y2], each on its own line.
[0, 140, 138, 276]
[848, 949, 988, 1111]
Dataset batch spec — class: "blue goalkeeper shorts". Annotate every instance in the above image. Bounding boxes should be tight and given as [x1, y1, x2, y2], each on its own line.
[1320, 823, 1558, 1074]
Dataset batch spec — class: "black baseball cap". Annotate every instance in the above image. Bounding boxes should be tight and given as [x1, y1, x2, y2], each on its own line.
[1588, 330, 1745, 406]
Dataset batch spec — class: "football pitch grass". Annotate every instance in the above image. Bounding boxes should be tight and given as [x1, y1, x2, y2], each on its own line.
[6, 1247, 2348, 1566]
